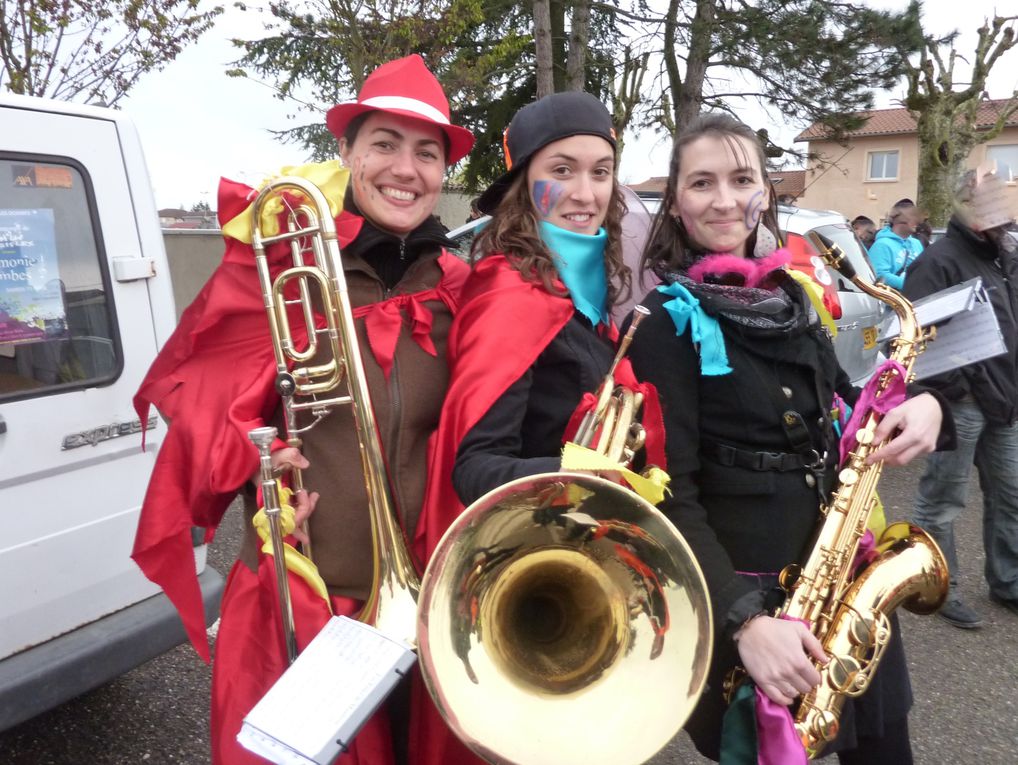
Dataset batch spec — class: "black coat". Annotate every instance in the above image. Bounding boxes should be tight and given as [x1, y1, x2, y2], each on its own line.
[903, 216, 1018, 425]
[628, 277, 936, 759]
[452, 311, 614, 506]
[630, 282, 852, 636]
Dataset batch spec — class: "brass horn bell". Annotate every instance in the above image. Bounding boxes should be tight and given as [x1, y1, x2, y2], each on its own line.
[417, 473, 713, 765]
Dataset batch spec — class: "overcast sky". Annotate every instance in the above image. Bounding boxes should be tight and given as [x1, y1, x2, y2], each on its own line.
[119, 0, 1018, 210]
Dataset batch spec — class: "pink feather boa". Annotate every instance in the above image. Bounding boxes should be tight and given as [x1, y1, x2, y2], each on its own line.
[686, 249, 791, 288]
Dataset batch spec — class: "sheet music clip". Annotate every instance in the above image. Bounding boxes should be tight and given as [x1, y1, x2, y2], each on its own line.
[237, 616, 417, 765]
[880, 277, 1007, 380]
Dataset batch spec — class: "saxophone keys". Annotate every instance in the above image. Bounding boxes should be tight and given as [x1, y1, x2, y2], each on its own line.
[839, 467, 859, 485]
[826, 653, 862, 692]
[856, 428, 874, 445]
[802, 708, 840, 748]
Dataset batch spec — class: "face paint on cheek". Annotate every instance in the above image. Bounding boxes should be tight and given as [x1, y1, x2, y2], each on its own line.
[745, 189, 764, 229]
[531, 180, 565, 218]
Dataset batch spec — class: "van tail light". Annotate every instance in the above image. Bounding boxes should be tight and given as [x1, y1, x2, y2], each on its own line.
[784, 232, 843, 321]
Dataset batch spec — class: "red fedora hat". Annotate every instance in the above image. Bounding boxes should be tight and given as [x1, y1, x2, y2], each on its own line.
[326, 55, 474, 165]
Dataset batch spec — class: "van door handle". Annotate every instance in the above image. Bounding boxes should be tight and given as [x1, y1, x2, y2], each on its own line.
[0, 414, 6, 435]
[112, 256, 156, 281]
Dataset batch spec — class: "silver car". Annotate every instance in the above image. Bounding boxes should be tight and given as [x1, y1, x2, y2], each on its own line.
[777, 205, 885, 386]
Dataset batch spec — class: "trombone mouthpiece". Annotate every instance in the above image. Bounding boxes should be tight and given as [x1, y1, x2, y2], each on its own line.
[248, 426, 279, 451]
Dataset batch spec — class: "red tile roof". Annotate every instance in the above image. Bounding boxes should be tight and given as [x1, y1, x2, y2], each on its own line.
[626, 170, 805, 197]
[795, 99, 1018, 141]
[771, 170, 805, 197]
[627, 177, 667, 194]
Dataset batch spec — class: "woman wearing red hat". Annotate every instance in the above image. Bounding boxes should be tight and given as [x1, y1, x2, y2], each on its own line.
[417, 91, 662, 577]
[130, 55, 485, 765]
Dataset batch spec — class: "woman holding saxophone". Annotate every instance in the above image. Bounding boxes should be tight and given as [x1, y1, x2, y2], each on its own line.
[132, 56, 486, 765]
[418, 90, 651, 555]
[626, 114, 952, 764]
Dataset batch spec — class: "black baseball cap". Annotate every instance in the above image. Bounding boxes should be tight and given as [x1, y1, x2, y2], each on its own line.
[477, 91, 617, 214]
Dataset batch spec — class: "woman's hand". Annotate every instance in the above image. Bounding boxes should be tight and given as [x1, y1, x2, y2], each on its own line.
[268, 447, 320, 545]
[736, 616, 827, 705]
[867, 392, 942, 466]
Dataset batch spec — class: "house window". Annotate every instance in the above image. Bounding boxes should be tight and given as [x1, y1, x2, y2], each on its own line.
[987, 144, 1018, 181]
[867, 150, 899, 181]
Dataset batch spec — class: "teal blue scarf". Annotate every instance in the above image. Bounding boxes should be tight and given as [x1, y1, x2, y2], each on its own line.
[540, 221, 608, 326]
[657, 281, 732, 375]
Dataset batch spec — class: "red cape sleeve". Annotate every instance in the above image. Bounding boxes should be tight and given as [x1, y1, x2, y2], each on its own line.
[131, 176, 362, 660]
[413, 256, 573, 562]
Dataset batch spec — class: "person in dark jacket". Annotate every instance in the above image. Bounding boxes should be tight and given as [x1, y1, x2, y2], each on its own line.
[627, 113, 951, 764]
[419, 91, 629, 530]
[904, 168, 1018, 630]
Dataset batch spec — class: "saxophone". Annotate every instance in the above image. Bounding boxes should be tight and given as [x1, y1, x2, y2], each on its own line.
[779, 232, 949, 757]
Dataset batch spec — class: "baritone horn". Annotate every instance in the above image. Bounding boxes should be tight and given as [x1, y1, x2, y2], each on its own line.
[249, 175, 420, 661]
[416, 306, 713, 765]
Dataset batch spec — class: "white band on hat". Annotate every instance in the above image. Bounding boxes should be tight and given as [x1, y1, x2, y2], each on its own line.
[361, 96, 450, 125]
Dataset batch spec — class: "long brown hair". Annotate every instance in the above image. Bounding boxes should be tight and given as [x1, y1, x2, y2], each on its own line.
[472, 168, 631, 309]
[641, 113, 780, 276]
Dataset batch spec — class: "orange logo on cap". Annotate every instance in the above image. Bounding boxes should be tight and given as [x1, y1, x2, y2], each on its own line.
[502, 126, 513, 171]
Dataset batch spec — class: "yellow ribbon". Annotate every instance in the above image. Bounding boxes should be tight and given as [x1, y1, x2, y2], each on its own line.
[252, 483, 332, 608]
[221, 160, 350, 244]
[866, 491, 888, 537]
[787, 268, 838, 338]
[560, 441, 671, 506]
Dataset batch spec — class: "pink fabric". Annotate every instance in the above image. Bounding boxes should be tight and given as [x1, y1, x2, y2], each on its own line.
[839, 359, 908, 464]
[752, 614, 812, 764]
[854, 528, 878, 573]
[686, 249, 792, 288]
[754, 685, 808, 765]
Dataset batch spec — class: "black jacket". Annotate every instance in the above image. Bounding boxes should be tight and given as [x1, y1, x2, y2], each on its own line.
[904, 216, 1018, 425]
[630, 282, 852, 636]
[628, 276, 953, 758]
[452, 311, 614, 506]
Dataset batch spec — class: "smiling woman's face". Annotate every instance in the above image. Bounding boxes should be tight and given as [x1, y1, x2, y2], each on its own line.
[525, 134, 615, 234]
[339, 112, 446, 236]
[671, 133, 768, 258]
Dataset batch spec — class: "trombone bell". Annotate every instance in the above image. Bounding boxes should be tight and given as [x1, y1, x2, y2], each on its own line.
[417, 473, 713, 765]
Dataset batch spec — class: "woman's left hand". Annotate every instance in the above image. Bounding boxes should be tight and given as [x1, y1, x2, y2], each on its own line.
[866, 392, 942, 466]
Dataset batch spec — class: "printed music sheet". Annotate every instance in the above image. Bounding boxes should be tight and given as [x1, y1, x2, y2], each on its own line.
[238, 616, 416, 765]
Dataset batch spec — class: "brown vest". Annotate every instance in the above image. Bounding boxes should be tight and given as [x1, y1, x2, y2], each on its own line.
[239, 246, 457, 599]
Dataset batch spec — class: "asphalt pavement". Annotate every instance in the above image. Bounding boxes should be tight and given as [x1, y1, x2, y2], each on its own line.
[2, 460, 1016, 764]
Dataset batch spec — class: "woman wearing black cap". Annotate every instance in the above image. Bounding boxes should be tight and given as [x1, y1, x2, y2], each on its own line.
[416, 91, 648, 555]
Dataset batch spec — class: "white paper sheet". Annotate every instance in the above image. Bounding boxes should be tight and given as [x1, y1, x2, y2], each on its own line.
[238, 615, 416, 765]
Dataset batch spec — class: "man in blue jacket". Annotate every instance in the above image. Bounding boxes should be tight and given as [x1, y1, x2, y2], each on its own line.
[868, 201, 924, 289]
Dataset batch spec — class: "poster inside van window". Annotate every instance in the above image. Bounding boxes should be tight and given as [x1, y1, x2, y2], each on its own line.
[0, 208, 67, 345]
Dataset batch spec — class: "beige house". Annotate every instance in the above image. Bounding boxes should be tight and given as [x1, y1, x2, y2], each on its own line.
[794, 100, 1018, 223]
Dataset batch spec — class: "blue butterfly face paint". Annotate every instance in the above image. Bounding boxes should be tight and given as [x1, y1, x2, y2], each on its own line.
[531, 180, 565, 218]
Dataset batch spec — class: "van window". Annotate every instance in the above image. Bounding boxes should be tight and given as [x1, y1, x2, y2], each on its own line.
[0, 156, 120, 401]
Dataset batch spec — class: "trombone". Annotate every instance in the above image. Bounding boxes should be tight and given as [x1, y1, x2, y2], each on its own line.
[249, 175, 420, 662]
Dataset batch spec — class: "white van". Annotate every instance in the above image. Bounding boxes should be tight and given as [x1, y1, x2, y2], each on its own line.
[0, 94, 223, 731]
